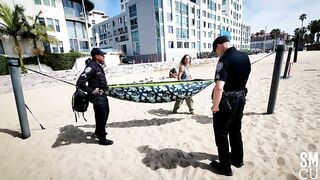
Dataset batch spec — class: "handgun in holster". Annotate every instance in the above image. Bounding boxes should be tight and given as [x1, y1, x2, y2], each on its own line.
[220, 91, 232, 112]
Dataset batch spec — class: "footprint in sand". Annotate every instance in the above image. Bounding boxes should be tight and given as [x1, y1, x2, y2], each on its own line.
[245, 161, 255, 168]
[286, 174, 298, 180]
[258, 147, 266, 155]
[308, 143, 317, 151]
[281, 132, 288, 139]
[277, 157, 285, 166]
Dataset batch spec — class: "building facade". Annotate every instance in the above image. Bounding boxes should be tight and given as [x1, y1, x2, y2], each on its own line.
[251, 31, 292, 52]
[0, 0, 94, 57]
[92, 0, 250, 63]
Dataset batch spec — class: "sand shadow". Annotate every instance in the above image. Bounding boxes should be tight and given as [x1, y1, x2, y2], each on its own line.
[52, 125, 97, 148]
[137, 145, 219, 174]
[243, 112, 267, 116]
[148, 108, 190, 116]
[0, 128, 21, 138]
[191, 115, 213, 124]
[78, 118, 184, 129]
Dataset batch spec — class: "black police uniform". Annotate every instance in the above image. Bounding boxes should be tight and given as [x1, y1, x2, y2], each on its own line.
[213, 47, 251, 171]
[76, 58, 109, 141]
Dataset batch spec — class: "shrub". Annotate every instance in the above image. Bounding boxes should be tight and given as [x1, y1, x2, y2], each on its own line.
[0, 56, 9, 75]
[42, 52, 86, 71]
[240, 49, 254, 55]
[306, 44, 320, 51]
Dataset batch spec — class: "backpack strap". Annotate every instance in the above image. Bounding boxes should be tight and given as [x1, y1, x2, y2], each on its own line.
[74, 111, 78, 122]
[82, 112, 88, 122]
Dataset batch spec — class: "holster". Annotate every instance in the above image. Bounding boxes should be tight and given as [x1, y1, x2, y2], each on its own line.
[220, 92, 232, 112]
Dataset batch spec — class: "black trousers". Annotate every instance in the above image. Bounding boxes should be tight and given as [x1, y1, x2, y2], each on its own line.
[213, 97, 246, 169]
[93, 94, 109, 140]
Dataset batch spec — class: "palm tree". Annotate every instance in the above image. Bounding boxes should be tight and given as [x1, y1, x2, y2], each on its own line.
[270, 28, 281, 51]
[315, 19, 320, 43]
[307, 20, 318, 44]
[0, 3, 27, 70]
[21, 10, 57, 71]
[299, 14, 307, 29]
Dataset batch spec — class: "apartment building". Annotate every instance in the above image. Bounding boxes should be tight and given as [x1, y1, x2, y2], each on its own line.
[92, 0, 250, 63]
[251, 31, 292, 51]
[0, 0, 94, 57]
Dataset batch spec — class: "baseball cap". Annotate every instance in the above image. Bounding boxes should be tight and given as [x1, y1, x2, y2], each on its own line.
[90, 48, 105, 57]
[212, 36, 230, 52]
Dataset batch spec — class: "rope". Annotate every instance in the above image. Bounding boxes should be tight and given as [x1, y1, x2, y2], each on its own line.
[25, 104, 45, 130]
[9, 64, 76, 86]
[251, 52, 276, 65]
[22, 66, 76, 86]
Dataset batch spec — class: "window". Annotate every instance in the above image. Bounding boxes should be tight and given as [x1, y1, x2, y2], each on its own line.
[38, 17, 45, 26]
[46, 18, 54, 31]
[203, 31, 206, 37]
[0, 40, 4, 54]
[203, 21, 206, 27]
[177, 41, 182, 48]
[52, 44, 59, 53]
[184, 42, 189, 48]
[168, 41, 174, 48]
[208, 43, 212, 49]
[130, 18, 138, 30]
[55, 19, 60, 32]
[168, 26, 173, 34]
[34, 0, 41, 5]
[43, 0, 50, 6]
[203, 43, 206, 48]
[75, 22, 85, 39]
[191, 29, 195, 36]
[131, 31, 139, 42]
[167, 13, 173, 21]
[51, 0, 56, 7]
[67, 21, 76, 38]
[129, 4, 137, 18]
[118, 17, 122, 24]
[181, 3, 188, 15]
[191, 42, 196, 49]
[59, 41, 64, 53]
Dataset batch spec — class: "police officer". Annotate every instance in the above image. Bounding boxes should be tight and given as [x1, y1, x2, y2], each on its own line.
[210, 36, 251, 176]
[76, 48, 113, 146]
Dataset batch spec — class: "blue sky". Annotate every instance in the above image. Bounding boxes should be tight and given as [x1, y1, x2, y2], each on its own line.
[92, 0, 320, 35]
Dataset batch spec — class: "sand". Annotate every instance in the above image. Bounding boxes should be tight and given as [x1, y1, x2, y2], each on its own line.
[0, 51, 319, 180]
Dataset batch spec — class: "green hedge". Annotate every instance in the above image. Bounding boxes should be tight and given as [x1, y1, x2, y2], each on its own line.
[306, 44, 320, 51]
[42, 52, 86, 71]
[0, 52, 86, 75]
[0, 56, 9, 75]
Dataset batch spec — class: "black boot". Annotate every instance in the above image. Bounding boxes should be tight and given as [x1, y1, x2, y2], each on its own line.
[98, 138, 114, 146]
[210, 160, 233, 176]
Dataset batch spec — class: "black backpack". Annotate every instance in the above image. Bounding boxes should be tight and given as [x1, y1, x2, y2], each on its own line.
[72, 88, 89, 122]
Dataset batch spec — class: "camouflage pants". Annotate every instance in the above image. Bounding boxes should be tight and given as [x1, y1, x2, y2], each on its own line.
[173, 97, 194, 112]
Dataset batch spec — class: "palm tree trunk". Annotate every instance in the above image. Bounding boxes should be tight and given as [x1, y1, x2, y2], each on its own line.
[14, 36, 25, 73]
[33, 40, 42, 72]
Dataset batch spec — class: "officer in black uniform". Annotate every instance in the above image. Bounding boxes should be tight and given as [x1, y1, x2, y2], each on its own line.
[76, 48, 113, 146]
[210, 36, 251, 176]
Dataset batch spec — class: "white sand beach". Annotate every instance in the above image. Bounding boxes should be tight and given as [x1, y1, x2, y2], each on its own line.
[0, 51, 319, 180]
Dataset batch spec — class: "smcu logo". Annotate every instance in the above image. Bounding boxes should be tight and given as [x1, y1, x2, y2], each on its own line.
[299, 152, 319, 179]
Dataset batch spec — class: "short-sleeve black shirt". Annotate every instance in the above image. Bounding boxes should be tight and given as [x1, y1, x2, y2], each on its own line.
[214, 47, 251, 92]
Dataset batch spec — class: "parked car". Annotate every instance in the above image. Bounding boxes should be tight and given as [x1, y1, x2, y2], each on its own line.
[120, 56, 134, 64]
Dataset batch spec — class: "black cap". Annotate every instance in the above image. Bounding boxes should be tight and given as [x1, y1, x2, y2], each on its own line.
[212, 36, 230, 52]
[90, 48, 105, 57]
